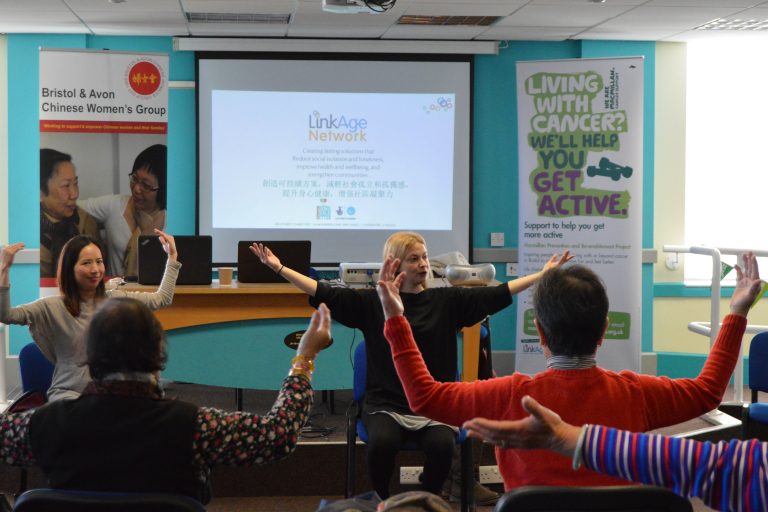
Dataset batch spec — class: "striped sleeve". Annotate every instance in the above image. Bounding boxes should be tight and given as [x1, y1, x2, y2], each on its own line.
[580, 425, 768, 512]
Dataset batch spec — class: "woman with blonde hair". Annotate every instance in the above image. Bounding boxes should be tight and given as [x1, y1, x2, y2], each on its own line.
[251, 232, 570, 499]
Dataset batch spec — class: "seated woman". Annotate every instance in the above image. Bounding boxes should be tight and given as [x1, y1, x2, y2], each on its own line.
[251, 232, 570, 500]
[0, 297, 331, 504]
[0, 230, 179, 401]
[78, 144, 167, 277]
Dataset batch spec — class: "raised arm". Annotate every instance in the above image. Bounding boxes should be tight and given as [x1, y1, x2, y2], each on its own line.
[250, 242, 318, 296]
[194, 304, 332, 467]
[638, 252, 762, 425]
[465, 396, 768, 512]
[115, 230, 180, 309]
[506, 251, 573, 296]
[462, 395, 580, 457]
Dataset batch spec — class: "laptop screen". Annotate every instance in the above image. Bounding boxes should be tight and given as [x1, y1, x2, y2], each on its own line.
[237, 241, 311, 283]
[138, 235, 212, 285]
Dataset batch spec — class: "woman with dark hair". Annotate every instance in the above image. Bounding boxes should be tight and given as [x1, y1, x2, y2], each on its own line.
[0, 230, 180, 401]
[78, 144, 167, 276]
[0, 298, 331, 504]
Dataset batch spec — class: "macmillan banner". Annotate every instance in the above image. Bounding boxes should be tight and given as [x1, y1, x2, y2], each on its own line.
[39, 49, 169, 284]
[515, 57, 644, 374]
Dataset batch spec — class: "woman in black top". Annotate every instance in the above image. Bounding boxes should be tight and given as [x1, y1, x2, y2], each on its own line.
[251, 232, 570, 497]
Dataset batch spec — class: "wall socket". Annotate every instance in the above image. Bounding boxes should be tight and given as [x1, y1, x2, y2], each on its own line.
[506, 263, 517, 276]
[400, 465, 503, 484]
[490, 232, 505, 247]
[478, 465, 503, 484]
[400, 466, 424, 485]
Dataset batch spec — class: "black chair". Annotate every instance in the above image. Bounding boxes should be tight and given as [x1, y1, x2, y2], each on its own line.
[345, 342, 474, 512]
[494, 485, 693, 512]
[743, 331, 768, 440]
[13, 489, 206, 512]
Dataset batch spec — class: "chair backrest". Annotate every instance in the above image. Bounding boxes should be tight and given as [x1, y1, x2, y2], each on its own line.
[18, 343, 54, 394]
[13, 488, 206, 512]
[352, 341, 367, 403]
[494, 486, 693, 512]
[749, 332, 768, 398]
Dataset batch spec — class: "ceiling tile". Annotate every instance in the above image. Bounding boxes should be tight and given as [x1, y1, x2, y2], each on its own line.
[496, 4, 634, 28]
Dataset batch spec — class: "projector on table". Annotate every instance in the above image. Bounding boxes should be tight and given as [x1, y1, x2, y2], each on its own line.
[322, 0, 394, 14]
[340, 262, 381, 288]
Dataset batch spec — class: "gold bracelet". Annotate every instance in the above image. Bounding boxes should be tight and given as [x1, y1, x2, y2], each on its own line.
[291, 355, 315, 372]
[289, 367, 312, 381]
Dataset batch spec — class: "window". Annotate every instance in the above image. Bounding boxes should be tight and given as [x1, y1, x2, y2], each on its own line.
[684, 38, 768, 284]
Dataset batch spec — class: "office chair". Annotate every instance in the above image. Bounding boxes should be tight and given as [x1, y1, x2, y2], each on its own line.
[10, 344, 55, 496]
[345, 342, 474, 512]
[494, 485, 693, 512]
[743, 331, 768, 440]
[12, 488, 206, 512]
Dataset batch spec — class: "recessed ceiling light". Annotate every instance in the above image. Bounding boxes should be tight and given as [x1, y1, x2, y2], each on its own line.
[109, 0, 127, 4]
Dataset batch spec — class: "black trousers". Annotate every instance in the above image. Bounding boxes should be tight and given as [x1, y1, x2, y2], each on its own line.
[362, 412, 455, 499]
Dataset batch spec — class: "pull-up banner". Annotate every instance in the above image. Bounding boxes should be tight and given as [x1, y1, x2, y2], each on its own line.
[39, 49, 169, 283]
[516, 57, 644, 374]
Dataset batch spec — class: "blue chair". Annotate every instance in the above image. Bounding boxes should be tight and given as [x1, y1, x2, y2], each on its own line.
[744, 332, 768, 439]
[345, 342, 473, 512]
[19, 343, 54, 395]
[13, 488, 206, 512]
[10, 344, 55, 496]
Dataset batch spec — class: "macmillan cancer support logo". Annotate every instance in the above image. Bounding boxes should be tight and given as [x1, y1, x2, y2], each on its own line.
[125, 59, 164, 98]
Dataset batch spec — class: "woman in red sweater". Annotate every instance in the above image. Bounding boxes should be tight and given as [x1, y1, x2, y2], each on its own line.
[376, 252, 762, 490]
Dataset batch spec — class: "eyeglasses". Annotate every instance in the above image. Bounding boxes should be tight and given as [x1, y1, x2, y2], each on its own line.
[128, 173, 160, 192]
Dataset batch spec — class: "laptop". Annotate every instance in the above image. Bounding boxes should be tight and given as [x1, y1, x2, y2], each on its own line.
[237, 240, 312, 283]
[138, 235, 213, 285]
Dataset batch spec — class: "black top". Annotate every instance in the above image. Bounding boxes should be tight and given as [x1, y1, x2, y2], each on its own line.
[30, 391, 203, 502]
[311, 282, 512, 413]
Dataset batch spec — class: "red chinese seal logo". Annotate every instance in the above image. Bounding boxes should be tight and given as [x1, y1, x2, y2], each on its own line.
[128, 61, 162, 96]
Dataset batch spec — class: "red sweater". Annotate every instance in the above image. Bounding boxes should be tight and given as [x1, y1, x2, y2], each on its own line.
[384, 314, 747, 490]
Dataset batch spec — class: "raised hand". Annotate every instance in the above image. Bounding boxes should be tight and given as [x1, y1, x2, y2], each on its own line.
[296, 303, 332, 359]
[154, 229, 177, 262]
[376, 254, 406, 319]
[249, 242, 281, 273]
[541, 250, 574, 272]
[0, 242, 25, 286]
[730, 251, 762, 316]
[462, 396, 580, 458]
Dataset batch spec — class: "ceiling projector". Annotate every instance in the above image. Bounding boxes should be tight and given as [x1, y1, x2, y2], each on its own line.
[322, 0, 395, 14]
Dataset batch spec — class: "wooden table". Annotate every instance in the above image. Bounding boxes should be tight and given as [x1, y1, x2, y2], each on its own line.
[126, 282, 483, 387]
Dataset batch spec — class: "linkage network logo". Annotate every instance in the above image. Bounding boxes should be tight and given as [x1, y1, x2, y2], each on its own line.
[308, 110, 368, 142]
[422, 96, 454, 114]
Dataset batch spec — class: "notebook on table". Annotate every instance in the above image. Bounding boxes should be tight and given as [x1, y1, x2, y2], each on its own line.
[138, 235, 212, 285]
[237, 240, 312, 283]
